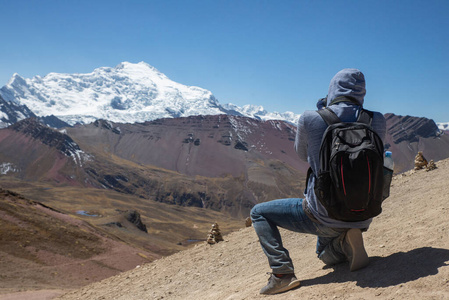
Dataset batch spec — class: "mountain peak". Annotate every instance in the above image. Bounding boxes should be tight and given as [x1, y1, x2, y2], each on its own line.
[7, 73, 26, 86]
[114, 61, 161, 73]
[0, 62, 301, 126]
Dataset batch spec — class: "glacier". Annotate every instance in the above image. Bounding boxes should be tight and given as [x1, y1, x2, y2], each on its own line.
[0, 62, 300, 126]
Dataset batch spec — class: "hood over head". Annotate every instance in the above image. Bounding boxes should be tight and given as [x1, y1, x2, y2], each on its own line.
[327, 68, 365, 106]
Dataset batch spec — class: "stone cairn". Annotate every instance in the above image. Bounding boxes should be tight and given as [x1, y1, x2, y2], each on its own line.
[426, 160, 437, 172]
[414, 151, 428, 170]
[206, 222, 224, 245]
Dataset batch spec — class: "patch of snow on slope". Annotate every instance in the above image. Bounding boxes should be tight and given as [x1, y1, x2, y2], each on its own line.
[0, 163, 19, 174]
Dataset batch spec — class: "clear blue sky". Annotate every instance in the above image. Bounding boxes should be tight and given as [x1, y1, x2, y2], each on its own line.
[1, 0, 448, 121]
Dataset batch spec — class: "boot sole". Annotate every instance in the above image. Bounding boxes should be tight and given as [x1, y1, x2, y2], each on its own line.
[345, 228, 369, 271]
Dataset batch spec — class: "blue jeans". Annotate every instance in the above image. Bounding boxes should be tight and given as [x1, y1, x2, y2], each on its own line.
[250, 198, 348, 274]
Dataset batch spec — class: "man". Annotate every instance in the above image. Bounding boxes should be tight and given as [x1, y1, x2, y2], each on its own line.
[250, 68, 386, 295]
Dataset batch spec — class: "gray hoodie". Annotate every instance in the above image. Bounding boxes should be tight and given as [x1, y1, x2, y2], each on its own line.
[327, 68, 366, 106]
[295, 69, 386, 228]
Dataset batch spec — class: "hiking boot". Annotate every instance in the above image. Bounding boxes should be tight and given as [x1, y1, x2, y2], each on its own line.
[341, 228, 369, 271]
[260, 273, 301, 295]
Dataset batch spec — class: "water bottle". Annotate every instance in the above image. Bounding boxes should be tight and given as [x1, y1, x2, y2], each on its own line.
[383, 151, 394, 200]
[384, 151, 394, 171]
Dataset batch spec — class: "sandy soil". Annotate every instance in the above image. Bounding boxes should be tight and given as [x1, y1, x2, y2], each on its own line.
[47, 158, 449, 300]
[0, 290, 66, 300]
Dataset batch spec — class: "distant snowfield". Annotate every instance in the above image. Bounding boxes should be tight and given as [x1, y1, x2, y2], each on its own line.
[0, 62, 300, 125]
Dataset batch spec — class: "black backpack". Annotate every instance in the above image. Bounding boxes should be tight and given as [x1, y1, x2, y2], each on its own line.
[310, 107, 384, 222]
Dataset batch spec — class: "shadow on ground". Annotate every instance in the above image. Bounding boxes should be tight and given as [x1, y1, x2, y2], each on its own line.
[301, 247, 449, 288]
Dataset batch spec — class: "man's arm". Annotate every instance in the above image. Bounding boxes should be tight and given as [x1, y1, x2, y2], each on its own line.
[294, 114, 308, 162]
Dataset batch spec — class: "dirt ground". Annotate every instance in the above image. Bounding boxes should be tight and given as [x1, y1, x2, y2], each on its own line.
[3, 158, 449, 299]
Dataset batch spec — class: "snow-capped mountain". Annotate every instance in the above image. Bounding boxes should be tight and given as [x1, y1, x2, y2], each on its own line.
[0, 62, 300, 125]
[222, 103, 300, 124]
[438, 122, 449, 131]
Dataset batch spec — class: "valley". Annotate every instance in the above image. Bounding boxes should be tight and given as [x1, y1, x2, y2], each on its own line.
[0, 180, 244, 294]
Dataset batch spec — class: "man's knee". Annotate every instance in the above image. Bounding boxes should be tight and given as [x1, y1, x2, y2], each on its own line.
[317, 234, 347, 266]
[318, 248, 346, 266]
[250, 204, 261, 222]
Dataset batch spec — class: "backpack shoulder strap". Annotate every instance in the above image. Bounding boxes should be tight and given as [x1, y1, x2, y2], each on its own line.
[357, 109, 374, 125]
[316, 107, 341, 126]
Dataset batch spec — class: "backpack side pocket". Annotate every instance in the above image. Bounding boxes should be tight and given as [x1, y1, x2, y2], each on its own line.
[382, 167, 393, 201]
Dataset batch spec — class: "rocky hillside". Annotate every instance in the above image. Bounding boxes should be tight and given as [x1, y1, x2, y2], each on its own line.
[67, 114, 305, 177]
[0, 94, 36, 128]
[0, 188, 159, 293]
[0, 118, 91, 184]
[55, 158, 449, 300]
[384, 113, 449, 173]
[0, 115, 306, 218]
